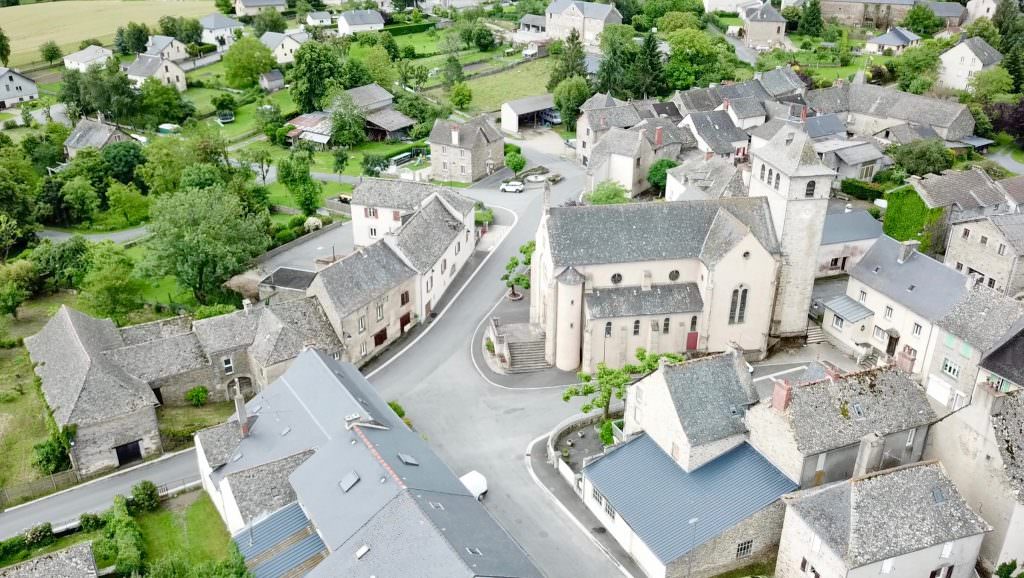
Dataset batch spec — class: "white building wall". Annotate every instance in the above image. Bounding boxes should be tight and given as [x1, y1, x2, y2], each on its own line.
[338, 20, 384, 35]
[775, 508, 852, 578]
[582, 474, 668, 578]
[203, 27, 241, 51]
[816, 238, 876, 278]
[351, 204, 409, 247]
[939, 43, 989, 91]
[843, 276, 934, 373]
[745, 402, 805, 483]
[966, 0, 997, 22]
[0, 70, 39, 108]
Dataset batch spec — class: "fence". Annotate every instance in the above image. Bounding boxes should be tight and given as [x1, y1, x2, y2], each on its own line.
[0, 469, 80, 510]
[179, 53, 223, 72]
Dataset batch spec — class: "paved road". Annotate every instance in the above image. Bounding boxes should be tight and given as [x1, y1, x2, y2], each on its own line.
[988, 150, 1024, 175]
[707, 24, 759, 66]
[0, 450, 198, 539]
[36, 226, 149, 244]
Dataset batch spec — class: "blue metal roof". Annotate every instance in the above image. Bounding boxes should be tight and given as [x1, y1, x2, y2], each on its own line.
[584, 436, 797, 564]
[825, 295, 874, 323]
[234, 501, 327, 577]
[252, 533, 326, 578]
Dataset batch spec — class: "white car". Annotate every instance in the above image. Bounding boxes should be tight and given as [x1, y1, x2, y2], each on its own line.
[460, 470, 488, 500]
[500, 180, 525, 193]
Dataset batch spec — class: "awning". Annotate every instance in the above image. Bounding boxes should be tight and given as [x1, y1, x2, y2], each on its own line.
[824, 295, 873, 323]
[299, 131, 331, 144]
[958, 135, 995, 149]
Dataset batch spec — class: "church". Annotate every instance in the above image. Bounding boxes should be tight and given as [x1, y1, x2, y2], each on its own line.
[529, 129, 833, 371]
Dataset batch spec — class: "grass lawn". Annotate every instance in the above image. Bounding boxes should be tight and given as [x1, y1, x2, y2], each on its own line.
[136, 491, 232, 565]
[427, 58, 552, 113]
[186, 60, 229, 85]
[239, 139, 424, 177]
[797, 54, 892, 82]
[718, 16, 744, 27]
[123, 244, 198, 309]
[157, 401, 236, 451]
[267, 179, 357, 209]
[0, 127, 35, 144]
[0, 112, 13, 123]
[210, 90, 297, 141]
[2, 0, 214, 67]
[0, 529, 108, 570]
[183, 87, 230, 117]
[394, 30, 447, 56]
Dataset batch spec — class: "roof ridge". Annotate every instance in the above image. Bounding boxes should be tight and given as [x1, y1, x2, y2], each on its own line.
[351, 424, 406, 491]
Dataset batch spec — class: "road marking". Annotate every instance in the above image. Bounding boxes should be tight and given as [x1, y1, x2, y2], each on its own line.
[523, 433, 636, 578]
[366, 203, 518, 379]
[752, 365, 808, 382]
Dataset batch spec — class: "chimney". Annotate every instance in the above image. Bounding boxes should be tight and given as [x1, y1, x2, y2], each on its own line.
[785, 132, 795, 145]
[242, 298, 252, 313]
[852, 432, 885, 477]
[723, 98, 730, 110]
[97, 111, 105, 125]
[896, 240, 920, 264]
[234, 385, 249, 438]
[771, 379, 793, 412]
[641, 270, 652, 291]
[451, 125, 460, 147]
[844, 203, 853, 213]
[800, 105, 807, 123]
[655, 126, 663, 147]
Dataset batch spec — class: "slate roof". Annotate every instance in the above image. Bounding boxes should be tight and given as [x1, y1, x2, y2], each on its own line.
[118, 316, 192, 346]
[877, 122, 940, 144]
[0, 542, 97, 578]
[851, 236, 968, 322]
[238, 0, 286, 7]
[910, 167, 1009, 210]
[145, 35, 177, 56]
[345, 83, 393, 110]
[587, 127, 643, 170]
[193, 308, 261, 354]
[429, 116, 502, 148]
[657, 352, 758, 446]
[834, 142, 884, 165]
[668, 156, 746, 199]
[504, 93, 555, 115]
[520, 13, 547, 26]
[338, 9, 385, 25]
[248, 297, 342, 367]
[350, 178, 475, 216]
[261, 69, 284, 83]
[726, 97, 765, 119]
[927, 0, 966, 18]
[260, 266, 316, 290]
[999, 175, 1024, 205]
[750, 118, 789, 141]
[583, 105, 642, 131]
[672, 80, 772, 114]
[200, 13, 242, 29]
[783, 367, 936, 455]
[634, 117, 696, 149]
[227, 450, 315, 524]
[867, 26, 920, 47]
[390, 197, 466, 273]
[196, 421, 244, 470]
[687, 110, 748, 153]
[364, 107, 416, 132]
[307, 11, 331, 20]
[580, 92, 623, 111]
[959, 36, 1003, 66]
[310, 241, 416, 318]
[545, 198, 779, 267]
[756, 67, 806, 97]
[755, 127, 835, 177]
[546, 0, 620, 20]
[787, 462, 990, 568]
[63, 45, 113, 66]
[259, 31, 307, 51]
[585, 437, 797, 564]
[989, 212, 1024, 254]
[24, 306, 157, 427]
[824, 295, 874, 323]
[124, 54, 165, 78]
[64, 119, 125, 151]
[805, 113, 846, 139]
[743, 1, 786, 22]
[104, 332, 208, 382]
[805, 83, 972, 134]
[981, 325, 1024, 386]
[821, 210, 882, 245]
[936, 286, 1024, 351]
[585, 283, 703, 318]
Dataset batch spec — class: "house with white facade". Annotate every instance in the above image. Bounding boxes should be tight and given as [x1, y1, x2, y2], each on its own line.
[581, 352, 797, 578]
[124, 55, 187, 92]
[234, 0, 286, 16]
[966, 0, 996, 22]
[0, 67, 39, 109]
[585, 118, 697, 197]
[544, 0, 622, 45]
[774, 462, 990, 578]
[62, 45, 114, 72]
[864, 26, 920, 54]
[337, 10, 385, 35]
[145, 35, 189, 62]
[349, 179, 476, 248]
[680, 111, 750, 162]
[816, 209, 882, 278]
[944, 213, 1024, 298]
[260, 31, 309, 65]
[940, 36, 1003, 91]
[306, 11, 332, 27]
[200, 14, 243, 52]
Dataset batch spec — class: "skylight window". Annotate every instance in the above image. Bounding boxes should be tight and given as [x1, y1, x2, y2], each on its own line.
[280, 427, 291, 437]
[339, 471, 360, 492]
[932, 487, 946, 504]
[873, 266, 881, 273]
[397, 452, 419, 466]
[466, 547, 483, 556]
[355, 545, 370, 560]
[852, 402, 864, 419]
[907, 285, 916, 292]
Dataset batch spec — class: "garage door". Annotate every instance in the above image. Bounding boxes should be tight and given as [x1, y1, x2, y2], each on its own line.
[925, 374, 951, 406]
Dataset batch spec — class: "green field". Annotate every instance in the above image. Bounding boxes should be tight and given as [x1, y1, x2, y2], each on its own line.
[267, 180, 354, 209]
[427, 57, 552, 113]
[718, 16, 743, 27]
[136, 491, 232, 565]
[207, 90, 296, 141]
[183, 87, 230, 117]
[186, 60, 230, 86]
[0, 112, 13, 122]
[1, 0, 215, 67]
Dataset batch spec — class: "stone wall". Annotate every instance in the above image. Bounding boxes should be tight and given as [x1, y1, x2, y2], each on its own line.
[946, 219, 1024, 298]
[775, 506, 849, 578]
[72, 407, 161, 477]
[667, 501, 786, 578]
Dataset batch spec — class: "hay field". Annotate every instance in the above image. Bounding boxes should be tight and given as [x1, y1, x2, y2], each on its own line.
[1, 0, 215, 66]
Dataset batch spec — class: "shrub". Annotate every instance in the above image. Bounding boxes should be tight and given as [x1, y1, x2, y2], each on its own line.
[383, 21, 435, 35]
[288, 215, 306, 228]
[275, 228, 299, 244]
[599, 420, 614, 446]
[24, 524, 54, 548]
[868, 206, 882, 219]
[193, 303, 236, 319]
[80, 512, 105, 532]
[362, 153, 388, 176]
[130, 480, 160, 513]
[104, 497, 144, 575]
[185, 386, 209, 407]
[840, 178, 884, 201]
[485, 337, 495, 354]
[883, 186, 945, 253]
[503, 143, 522, 155]
[387, 400, 406, 418]
[33, 426, 73, 474]
[0, 535, 28, 565]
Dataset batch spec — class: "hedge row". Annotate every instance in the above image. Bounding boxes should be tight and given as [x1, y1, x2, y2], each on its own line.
[384, 21, 437, 36]
[840, 178, 884, 201]
[504, 143, 522, 155]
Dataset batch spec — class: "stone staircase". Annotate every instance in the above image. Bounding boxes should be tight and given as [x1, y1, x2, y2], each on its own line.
[805, 324, 826, 344]
[859, 351, 879, 369]
[507, 337, 550, 373]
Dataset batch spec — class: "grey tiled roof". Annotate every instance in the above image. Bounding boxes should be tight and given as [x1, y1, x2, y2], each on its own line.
[926, 0, 966, 17]
[125, 54, 164, 78]
[821, 210, 882, 245]
[545, 198, 779, 267]
[754, 127, 835, 178]
[192, 308, 261, 354]
[981, 324, 1024, 386]
[999, 175, 1024, 205]
[672, 80, 772, 114]
[118, 316, 192, 346]
[699, 207, 757, 264]
[503, 93, 555, 115]
[989, 212, 1024, 253]
[308, 11, 331, 20]
[668, 156, 746, 199]
[391, 197, 466, 273]
[658, 352, 757, 446]
[585, 283, 703, 318]
[588, 127, 643, 170]
[238, 0, 286, 7]
[339, 9, 385, 25]
[249, 297, 343, 367]
[63, 45, 112, 66]
[580, 92, 623, 111]
[911, 167, 1009, 210]
[805, 113, 846, 139]
[260, 266, 316, 290]
[877, 122, 940, 144]
[350, 178, 475, 216]
[960, 36, 1003, 66]
[24, 306, 157, 427]
[787, 462, 989, 568]
[429, 115, 502, 148]
[805, 83, 972, 134]
[834, 142, 884, 165]
[750, 118, 789, 140]
[196, 421, 243, 470]
[743, 1, 786, 22]
[726, 97, 765, 119]
[199, 13, 242, 29]
[755, 67, 806, 97]
[259, 31, 306, 51]
[634, 117, 696, 149]
[363, 107, 416, 132]
[585, 437, 796, 564]
[310, 241, 416, 318]
[546, 0, 620, 20]
[687, 110, 748, 153]
[850, 236, 967, 322]
[104, 332, 208, 382]
[784, 368, 936, 455]
[867, 26, 920, 47]
[227, 450, 315, 524]
[936, 286, 1024, 351]
[0, 542, 97, 578]
[520, 13, 546, 26]
[145, 35, 177, 56]
[582, 104, 641, 130]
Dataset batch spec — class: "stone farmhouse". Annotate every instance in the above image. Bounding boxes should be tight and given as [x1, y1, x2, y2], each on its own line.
[63, 118, 131, 159]
[0, 67, 39, 109]
[542, 0, 622, 45]
[124, 54, 187, 92]
[863, 26, 920, 55]
[774, 462, 989, 578]
[429, 116, 505, 184]
[740, 0, 787, 51]
[144, 35, 189, 62]
[944, 213, 1024, 298]
[196, 350, 542, 577]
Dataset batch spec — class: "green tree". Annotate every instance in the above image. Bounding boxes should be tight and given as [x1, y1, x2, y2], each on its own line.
[473, 27, 496, 51]
[0, 280, 27, 318]
[966, 17, 1001, 50]
[564, 348, 684, 420]
[996, 560, 1024, 578]
[501, 243, 534, 298]
[554, 76, 592, 126]
[970, 66, 1014, 101]
[595, 38, 632, 98]
[798, 0, 824, 37]
[665, 28, 736, 89]
[363, 44, 397, 88]
[330, 92, 366, 147]
[215, 0, 233, 14]
[630, 33, 668, 98]
[888, 139, 952, 175]
[657, 11, 701, 32]
[782, 6, 802, 31]
[102, 140, 146, 185]
[333, 148, 349, 175]
[505, 151, 526, 174]
[30, 236, 92, 290]
[1005, 45, 1024, 92]
[124, 22, 150, 54]
[442, 55, 464, 89]
[107, 182, 150, 226]
[0, 27, 10, 66]
[253, 10, 288, 36]
[137, 136, 198, 195]
[277, 151, 312, 190]
[60, 176, 100, 224]
[647, 159, 678, 194]
[40, 41, 62, 66]
[290, 41, 344, 113]
[240, 145, 274, 184]
[584, 181, 630, 204]
[450, 82, 472, 109]
[340, 58, 374, 89]
[185, 386, 209, 407]
[223, 37, 275, 88]
[212, 93, 237, 113]
[81, 242, 146, 321]
[0, 214, 19, 262]
[361, 153, 388, 176]
[891, 42, 941, 92]
[547, 28, 587, 91]
[901, 4, 943, 35]
[994, 0, 1021, 40]
[292, 179, 323, 216]
[147, 188, 270, 303]
[138, 77, 194, 127]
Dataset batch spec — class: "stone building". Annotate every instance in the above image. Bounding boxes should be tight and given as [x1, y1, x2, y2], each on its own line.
[574, 96, 682, 167]
[429, 116, 504, 184]
[349, 179, 476, 249]
[585, 118, 696, 197]
[124, 55, 186, 92]
[944, 213, 1024, 298]
[863, 26, 920, 55]
[745, 367, 935, 487]
[544, 0, 622, 45]
[906, 168, 1019, 253]
[63, 118, 131, 159]
[145, 35, 189, 62]
[818, 0, 917, 28]
[234, 0, 286, 16]
[774, 462, 990, 578]
[0, 543, 97, 578]
[816, 209, 882, 278]
[740, 0, 787, 51]
[199, 13, 243, 52]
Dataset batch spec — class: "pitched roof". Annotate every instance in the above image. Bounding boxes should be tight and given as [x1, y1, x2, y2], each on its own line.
[656, 352, 758, 446]
[756, 67, 806, 97]
[743, 1, 786, 22]
[686, 110, 748, 153]
[259, 31, 307, 51]
[545, 198, 779, 267]
[582, 104, 643, 131]
[261, 69, 284, 83]
[672, 80, 772, 114]
[0, 543, 97, 578]
[909, 167, 1009, 210]
[805, 113, 847, 139]
[145, 35, 178, 56]
[936, 286, 1024, 351]
[390, 196, 466, 273]
[345, 83, 392, 110]
[429, 116, 502, 148]
[585, 437, 797, 564]
[192, 308, 261, 354]
[63, 45, 113, 65]
[103, 332, 208, 382]
[754, 127, 836, 178]
[834, 141, 884, 165]
[668, 156, 746, 199]
[364, 107, 416, 132]
[503, 93, 555, 115]
[585, 283, 703, 318]
[350, 178, 475, 216]
[233, 502, 328, 578]
[821, 210, 882, 244]
[958, 36, 1003, 66]
[519, 13, 546, 26]
[199, 13, 242, 29]
[926, 0, 966, 17]
[981, 324, 1024, 386]
[308, 10, 331, 20]
[546, 0, 620, 20]
[124, 54, 165, 78]
[260, 266, 316, 290]
[805, 83, 972, 132]
[989, 212, 1024, 254]
[64, 119, 124, 151]
[782, 367, 936, 455]
[247, 297, 343, 367]
[238, 0, 286, 7]
[24, 306, 157, 427]
[580, 92, 623, 111]
[726, 96, 765, 119]
[867, 26, 920, 46]
[338, 9, 384, 25]
[226, 450, 315, 524]
[824, 295, 874, 323]
[310, 242, 417, 318]
[999, 174, 1024, 205]
[787, 462, 990, 568]
[850, 236, 968, 322]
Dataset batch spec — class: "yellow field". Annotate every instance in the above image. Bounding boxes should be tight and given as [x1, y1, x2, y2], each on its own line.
[1, 0, 215, 67]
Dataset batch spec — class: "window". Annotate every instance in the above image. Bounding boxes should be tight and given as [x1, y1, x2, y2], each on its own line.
[455, 241, 461, 255]
[663, 318, 671, 333]
[859, 163, 875, 180]
[760, 164, 765, 180]
[989, 278, 997, 288]
[222, 357, 234, 375]
[805, 181, 816, 198]
[767, 168, 773, 183]
[873, 326, 886, 342]
[367, 207, 378, 218]
[981, 235, 989, 246]
[941, 542, 953, 559]
[591, 486, 603, 505]
[393, 210, 400, 221]
[729, 287, 748, 324]
[999, 243, 1007, 256]
[668, 270, 680, 281]
[690, 316, 698, 332]
[375, 303, 384, 321]
[636, 387, 643, 403]
[942, 357, 962, 378]
[962, 228, 971, 239]
[832, 316, 845, 330]
[442, 146, 447, 153]
[774, 173, 780, 190]
[906, 428, 915, 447]
[955, 262, 963, 271]
[882, 558, 895, 574]
[884, 305, 893, 320]
[369, 227, 377, 238]
[358, 316, 366, 333]
[633, 320, 640, 335]
[611, 273, 622, 284]
[633, 406, 642, 423]
[426, 276, 433, 291]
[736, 540, 753, 559]
[959, 341, 973, 357]
[461, 165, 466, 175]
[400, 291, 410, 306]
[858, 290, 867, 303]
[604, 322, 612, 337]
[604, 500, 616, 519]
[441, 258, 447, 273]
[944, 333, 956, 348]
[912, 322, 922, 337]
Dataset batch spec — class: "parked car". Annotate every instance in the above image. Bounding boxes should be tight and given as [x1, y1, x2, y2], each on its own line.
[217, 110, 235, 124]
[500, 180, 525, 193]
[460, 470, 488, 500]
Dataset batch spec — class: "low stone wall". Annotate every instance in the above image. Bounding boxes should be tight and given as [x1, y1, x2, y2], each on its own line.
[257, 220, 344, 264]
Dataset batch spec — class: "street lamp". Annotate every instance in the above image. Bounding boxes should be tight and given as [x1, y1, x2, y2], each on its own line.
[686, 517, 699, 578]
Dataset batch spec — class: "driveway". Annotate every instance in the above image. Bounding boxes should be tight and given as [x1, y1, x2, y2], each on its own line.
[36, 226, 149, 244]
[257, 221, 355, 274]
[988, 149, 1024, 175]
[707, 24, 759, 66]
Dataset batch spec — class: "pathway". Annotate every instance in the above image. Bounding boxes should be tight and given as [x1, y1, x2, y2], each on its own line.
[37, 226, 149, 244]
[987, 149, 1024, 174]
[706, 23, 759, 66]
